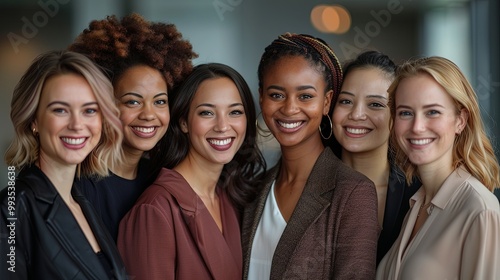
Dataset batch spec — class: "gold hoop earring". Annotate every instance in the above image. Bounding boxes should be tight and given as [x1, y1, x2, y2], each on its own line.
[319, 114, 333, 140]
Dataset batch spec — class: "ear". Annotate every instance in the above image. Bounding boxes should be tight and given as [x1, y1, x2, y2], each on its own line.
[180, 119, 188, 133]
[31, 121, 38, 132]
[323, 90, 333, 115]
[455, 108, 469, 134]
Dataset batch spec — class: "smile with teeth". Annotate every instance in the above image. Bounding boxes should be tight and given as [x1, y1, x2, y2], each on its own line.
[346, 127, 370, 134]
[410, 138, 433, 145]
[133, 126, 156, 133]
[208, 138, 233, 146]
[278, 121, 302, 129]
[61, 137, 86, 145]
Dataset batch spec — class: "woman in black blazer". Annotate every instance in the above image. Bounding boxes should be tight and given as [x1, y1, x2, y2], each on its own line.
[0, 50, 127, 279]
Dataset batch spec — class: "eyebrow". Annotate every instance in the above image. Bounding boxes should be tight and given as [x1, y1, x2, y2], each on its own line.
[396, 103, 445, 110]
[119, 92, 167, 99]
[47, 101, 98, 107]
[339, 91, 388, 100]
[196, 103, 244, 109]
[266, 85, 317, 91]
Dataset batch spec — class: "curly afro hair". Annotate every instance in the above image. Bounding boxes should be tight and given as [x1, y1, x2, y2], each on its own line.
[68, 13, 198, 90]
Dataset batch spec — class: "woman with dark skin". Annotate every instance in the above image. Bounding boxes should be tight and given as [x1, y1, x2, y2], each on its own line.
[68, 13, 197, 241]
[242, 33, 379, 279]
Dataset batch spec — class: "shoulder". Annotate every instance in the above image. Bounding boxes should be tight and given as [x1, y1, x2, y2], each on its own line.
[460, 176, 500, 212]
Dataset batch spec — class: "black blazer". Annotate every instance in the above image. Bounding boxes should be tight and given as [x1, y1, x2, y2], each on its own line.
[0, 165, 128, 279]
[377, 163, 421, 265]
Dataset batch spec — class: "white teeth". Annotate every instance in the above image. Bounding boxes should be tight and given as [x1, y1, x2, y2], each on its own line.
[278, 121, 302, 129]
[410, 139, 432, 145]
[133, 127, 155, 133]
[62, 137, 85, 145]
[346, 127, 370, 134]
[208, 138, 232, 146]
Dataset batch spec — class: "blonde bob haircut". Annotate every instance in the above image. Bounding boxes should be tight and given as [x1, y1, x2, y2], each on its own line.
[388, 56, 500, 191]
[5, 50, 123, 177]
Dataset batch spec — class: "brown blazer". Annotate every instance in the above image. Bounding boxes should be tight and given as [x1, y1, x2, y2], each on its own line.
[118, 168, 242, 280]
[242, 148, 379, 279]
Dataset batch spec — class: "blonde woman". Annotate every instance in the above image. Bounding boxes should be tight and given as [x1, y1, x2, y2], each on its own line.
[0, 51, 126, 279]
[377, 56, 500, 279]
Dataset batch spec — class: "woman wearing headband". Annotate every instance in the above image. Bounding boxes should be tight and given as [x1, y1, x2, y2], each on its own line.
[241, 33, 379, 279]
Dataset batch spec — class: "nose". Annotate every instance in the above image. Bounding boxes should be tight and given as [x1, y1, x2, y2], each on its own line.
[348, 103, 367, 120]
[214, 115, 229, 133]
[411, 114, 426, 133]
[138, 103, 157, 121]
[68, 113, 83, 131]
[282, 97, 299, 116]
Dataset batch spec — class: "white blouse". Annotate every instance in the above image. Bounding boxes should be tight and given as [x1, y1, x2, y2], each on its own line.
[248, 181, 287, 280]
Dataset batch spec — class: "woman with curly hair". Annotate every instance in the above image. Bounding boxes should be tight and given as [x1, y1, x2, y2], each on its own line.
[377, 56, 500, 279]
[118, 63, 266, 279]
[68, 13, 198, 241]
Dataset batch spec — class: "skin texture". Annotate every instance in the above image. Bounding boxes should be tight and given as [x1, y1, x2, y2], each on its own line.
[180, 77, 247, 167]
[333, 67, 391, 155]
[260, 55, 332, 151]
[394, 73, 466, 170]
[115, 65, 169, 156]
[34, 73, 102, 169]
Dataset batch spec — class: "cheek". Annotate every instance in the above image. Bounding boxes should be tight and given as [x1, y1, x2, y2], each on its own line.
[157, 109, 170, 124]
[332, 109, 346, 125]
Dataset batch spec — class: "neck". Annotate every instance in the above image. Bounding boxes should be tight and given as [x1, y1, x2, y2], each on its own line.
[279, 136, 325, 185]
[417, 163, 455, 203]
[341, 145, 389, 186]
[173, 154, 222, 199]
[37, 157, 76, 203]
[111, 146, 144, 179]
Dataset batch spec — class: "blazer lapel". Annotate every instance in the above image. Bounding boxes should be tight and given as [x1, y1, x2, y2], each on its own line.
[73, 187, 128, 279]
[271, 148, 336, 279]
[45, 196, 107, 280]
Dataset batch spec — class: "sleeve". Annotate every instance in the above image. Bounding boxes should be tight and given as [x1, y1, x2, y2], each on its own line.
[461, 209, 500, 279]
[333, 180, 380, 280]
[117, 201, 176, 280]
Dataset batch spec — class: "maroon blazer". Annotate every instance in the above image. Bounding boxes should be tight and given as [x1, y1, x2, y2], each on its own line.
[117, 168, 242, 280]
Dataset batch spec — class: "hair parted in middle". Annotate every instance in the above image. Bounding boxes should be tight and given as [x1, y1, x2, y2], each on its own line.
[162, 63, 267, 209]
[68, 13, 198, 91]
[257, 33, 343, 102]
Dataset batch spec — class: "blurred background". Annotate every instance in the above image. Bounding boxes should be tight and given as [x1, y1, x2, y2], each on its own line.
[1, 0, 499, 198]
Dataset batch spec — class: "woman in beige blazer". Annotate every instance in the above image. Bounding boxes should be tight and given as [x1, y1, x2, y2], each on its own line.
[377, 56, 500, 279]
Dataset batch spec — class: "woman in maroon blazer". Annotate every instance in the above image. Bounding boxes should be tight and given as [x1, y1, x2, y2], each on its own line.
[118, 63, 266, 280]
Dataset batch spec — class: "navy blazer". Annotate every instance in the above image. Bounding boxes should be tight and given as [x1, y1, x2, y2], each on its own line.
[0, 165, 128, 279]
[377, 163, 421, 265]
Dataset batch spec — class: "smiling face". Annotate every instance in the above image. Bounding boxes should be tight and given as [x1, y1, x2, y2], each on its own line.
[181, 77, 247, 166]
[115, 65, 169, 155]
[393, 73, 466, 169]
[34, 73, 102, 168]
[333, 67, 391, 154]
[260, 55, 332, 148]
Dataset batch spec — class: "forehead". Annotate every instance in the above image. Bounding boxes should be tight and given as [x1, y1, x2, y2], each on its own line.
[395, 74, 455, 107]
[263, 55, 326, 88]
[191, 77, 243, 106]
[40, 73, 96, 103]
